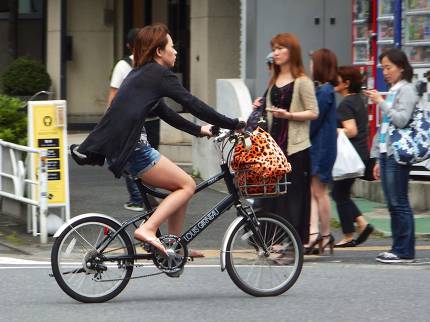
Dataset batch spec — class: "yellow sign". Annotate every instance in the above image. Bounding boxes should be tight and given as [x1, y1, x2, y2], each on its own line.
[31, 103, 66, 204]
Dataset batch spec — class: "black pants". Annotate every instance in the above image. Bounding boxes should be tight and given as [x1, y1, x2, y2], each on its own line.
[260, 148, 311, 244]
[331, 178, 362, 234]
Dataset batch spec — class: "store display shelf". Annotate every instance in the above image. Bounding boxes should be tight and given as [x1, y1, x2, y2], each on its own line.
[377, 15, 394, 21]
[404, 10, 430, 16]
[404, 41, 430, 46]
[353, 19, 367, 24]
[353, 40, 368, 45]
[377, 39, 394, 45]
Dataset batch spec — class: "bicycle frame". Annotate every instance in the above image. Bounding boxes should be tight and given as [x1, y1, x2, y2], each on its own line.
[97, 162, 257, 260]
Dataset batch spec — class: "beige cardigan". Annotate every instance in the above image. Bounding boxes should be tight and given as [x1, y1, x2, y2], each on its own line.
[266, 76, 319, 156]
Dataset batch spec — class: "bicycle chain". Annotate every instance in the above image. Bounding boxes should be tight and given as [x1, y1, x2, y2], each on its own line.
[93, 263, 164, 282]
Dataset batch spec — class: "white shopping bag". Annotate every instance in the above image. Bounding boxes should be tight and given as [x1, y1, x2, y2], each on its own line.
[332, 131, 365, 181]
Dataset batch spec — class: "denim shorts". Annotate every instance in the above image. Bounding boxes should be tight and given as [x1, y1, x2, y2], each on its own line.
[126, 145, 161, 178]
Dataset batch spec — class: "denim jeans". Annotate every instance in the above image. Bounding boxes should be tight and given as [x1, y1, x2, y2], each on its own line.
[379, 153, 415, 259]
[125, 176, 143, 205]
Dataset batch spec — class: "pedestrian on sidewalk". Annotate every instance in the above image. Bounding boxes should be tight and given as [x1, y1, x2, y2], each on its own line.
[72, 23, 244, 257]
[332, 66, 373, 248]
[108, 28, 160, 212]
[305, 48, 338, 255]
[365, 48, 417, 263]
[256, 33, 319, 245]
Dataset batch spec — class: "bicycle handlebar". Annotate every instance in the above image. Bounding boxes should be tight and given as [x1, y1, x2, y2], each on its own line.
[212, 127, 252, 143]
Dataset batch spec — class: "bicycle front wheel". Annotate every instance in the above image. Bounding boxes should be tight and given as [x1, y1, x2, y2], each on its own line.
[51, 216, 134, 303]
[225, 213, 303, 297]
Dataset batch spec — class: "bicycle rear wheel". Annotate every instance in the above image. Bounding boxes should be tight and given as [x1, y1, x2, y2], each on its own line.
[225, 213, 303, 297]
[51, 216, 134, 303]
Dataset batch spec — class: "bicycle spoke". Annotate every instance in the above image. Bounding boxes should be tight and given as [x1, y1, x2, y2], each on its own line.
[226, 215, 303, 296]
[53, 220, 133, 301]
[69, 228, 96, 251]
[94, 228, 104, 249]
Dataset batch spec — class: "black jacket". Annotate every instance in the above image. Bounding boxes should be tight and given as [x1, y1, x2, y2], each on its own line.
[77, 62, 239, 178]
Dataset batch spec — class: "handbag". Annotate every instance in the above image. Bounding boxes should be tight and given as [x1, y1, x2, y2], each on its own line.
[231, 127, 291, 194]
[246, 87, 273, 132]
[246, 105, 266, 132]
[389, 104, 430, 165]
[332, 131, 365, 181]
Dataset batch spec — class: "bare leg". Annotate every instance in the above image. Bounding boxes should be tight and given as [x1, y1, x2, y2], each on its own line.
[355, 215, 368, 233]
[311, 176, 331, 238]
[167, 203, 187, 237]
[134, 156, 195, 253]
[305, 191, 320, 247]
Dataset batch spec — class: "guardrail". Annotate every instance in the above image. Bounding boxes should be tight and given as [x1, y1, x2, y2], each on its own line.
[0, 139, 49, 243]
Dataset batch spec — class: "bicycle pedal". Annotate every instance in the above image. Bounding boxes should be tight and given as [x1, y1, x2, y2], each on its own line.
[166, 268, 184, 278]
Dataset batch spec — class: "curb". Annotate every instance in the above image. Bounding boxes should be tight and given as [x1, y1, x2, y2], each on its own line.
[0, 240, 32, 255]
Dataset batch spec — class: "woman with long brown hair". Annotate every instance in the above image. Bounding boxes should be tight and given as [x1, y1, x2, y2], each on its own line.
[72, 23, 244, 256]
[257, 33, 318, 245]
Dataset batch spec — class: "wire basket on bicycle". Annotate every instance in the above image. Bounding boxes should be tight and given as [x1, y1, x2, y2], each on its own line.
[230, 127, 292, 198]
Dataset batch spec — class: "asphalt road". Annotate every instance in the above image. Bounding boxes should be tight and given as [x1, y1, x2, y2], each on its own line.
[0, 260, 429, 322]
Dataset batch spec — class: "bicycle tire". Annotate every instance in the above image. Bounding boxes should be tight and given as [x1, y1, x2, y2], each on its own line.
[51, 216, 134, 303]
[225, 212, 303, 297]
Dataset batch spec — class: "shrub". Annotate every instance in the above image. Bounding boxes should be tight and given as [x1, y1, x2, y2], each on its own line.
[1, 57, 51, 96]
[0, 95, 27, 145]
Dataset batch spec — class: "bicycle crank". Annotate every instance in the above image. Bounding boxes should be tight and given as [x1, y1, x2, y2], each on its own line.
[152, 234, 188, 275]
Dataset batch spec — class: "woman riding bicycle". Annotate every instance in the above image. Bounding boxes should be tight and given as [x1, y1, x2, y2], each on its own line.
[72, 23, 244, 256]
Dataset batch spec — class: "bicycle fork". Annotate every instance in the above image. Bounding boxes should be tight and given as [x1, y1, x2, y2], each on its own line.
[219, 204, 270, 271]
[238, 205, 271, 255]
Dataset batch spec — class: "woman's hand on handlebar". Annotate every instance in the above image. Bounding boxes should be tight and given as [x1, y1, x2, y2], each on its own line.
[235, 119, 247, 132]
[201, 124, 215, 138]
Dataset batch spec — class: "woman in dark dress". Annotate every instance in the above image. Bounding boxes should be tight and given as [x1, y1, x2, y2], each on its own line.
[306, 49, 338, 254]
[332, 66, 373, 248]
[72, 24, 243, 256]
[258, 33, 318, 244]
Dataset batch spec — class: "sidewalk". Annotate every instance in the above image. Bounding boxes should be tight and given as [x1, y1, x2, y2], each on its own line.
[332, 197, 430, 237]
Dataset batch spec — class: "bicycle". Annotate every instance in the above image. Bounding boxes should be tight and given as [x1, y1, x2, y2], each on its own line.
[51, 128, 304, 303]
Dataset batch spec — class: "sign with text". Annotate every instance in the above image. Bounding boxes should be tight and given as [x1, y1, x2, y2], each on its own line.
[28, 101, 69, 218]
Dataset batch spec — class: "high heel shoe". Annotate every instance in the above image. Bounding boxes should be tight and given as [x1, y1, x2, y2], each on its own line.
[304, 233, 322, 255]
[320, 234, 335, 255]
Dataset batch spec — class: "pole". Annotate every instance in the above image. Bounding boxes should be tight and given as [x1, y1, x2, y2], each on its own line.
[39, 150, 48, 244]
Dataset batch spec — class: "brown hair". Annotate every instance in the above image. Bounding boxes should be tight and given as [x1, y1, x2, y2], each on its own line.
[337, 66, 363, 93]
[311, 48, 338, 86]
[270, 33, 305, 85]
[133, 23, 170, 68]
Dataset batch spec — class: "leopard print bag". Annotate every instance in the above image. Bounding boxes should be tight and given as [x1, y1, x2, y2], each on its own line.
[231, 127, 292, 195]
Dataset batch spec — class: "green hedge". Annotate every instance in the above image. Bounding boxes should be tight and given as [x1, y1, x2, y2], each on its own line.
[0, 95, 27, 145]
[1, 57, 51, 96]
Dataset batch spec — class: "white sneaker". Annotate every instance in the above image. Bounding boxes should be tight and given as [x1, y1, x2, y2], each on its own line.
[376, 252, 415, 264]
[123, 202, 144, 212]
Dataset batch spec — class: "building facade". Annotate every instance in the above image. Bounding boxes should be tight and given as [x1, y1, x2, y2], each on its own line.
[1, 0, 353, 128]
